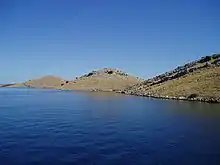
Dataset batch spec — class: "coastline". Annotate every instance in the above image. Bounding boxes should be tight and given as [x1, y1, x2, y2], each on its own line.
[118, 91, 220, 103]
[2, 55, 220, 104]
[2, 86, 220, 103]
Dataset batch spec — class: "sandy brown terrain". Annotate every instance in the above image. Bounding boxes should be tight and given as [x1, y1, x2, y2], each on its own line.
[121, 54, 220, 102]
[10, 76, 66, 89]
[9, 69, 142, 92]
[61, 68, 142, 91]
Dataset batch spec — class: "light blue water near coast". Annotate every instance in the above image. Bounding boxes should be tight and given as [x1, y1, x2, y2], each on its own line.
[0, 88, 220, 165]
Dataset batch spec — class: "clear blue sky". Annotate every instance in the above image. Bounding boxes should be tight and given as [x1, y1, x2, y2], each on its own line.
[0, 0, 220, 83]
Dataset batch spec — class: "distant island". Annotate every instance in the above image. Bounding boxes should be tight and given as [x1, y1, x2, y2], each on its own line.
[4, 54, 220, 103]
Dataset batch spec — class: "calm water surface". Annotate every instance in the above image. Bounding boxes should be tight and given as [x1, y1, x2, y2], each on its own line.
[0, 88, 220, 165]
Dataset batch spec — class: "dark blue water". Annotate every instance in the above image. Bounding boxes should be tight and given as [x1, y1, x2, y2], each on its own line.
[0, 88, 220, 165]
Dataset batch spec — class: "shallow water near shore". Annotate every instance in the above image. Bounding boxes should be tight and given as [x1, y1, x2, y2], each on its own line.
[0, 88, 220, 165]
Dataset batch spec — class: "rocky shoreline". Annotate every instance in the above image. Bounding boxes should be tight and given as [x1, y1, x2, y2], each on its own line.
[82, 86, 220, 103]
[118, 91, 220, 103]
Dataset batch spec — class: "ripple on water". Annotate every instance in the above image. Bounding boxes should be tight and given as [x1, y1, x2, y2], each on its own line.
[1, 89, 220, 165]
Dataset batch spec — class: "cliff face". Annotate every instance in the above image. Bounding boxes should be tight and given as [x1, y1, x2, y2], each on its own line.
[121, 54, 220, 103]
[61, 68, 143, 91]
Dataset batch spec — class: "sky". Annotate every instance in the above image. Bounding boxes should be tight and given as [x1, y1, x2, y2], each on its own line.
[0, 0, 220, 83]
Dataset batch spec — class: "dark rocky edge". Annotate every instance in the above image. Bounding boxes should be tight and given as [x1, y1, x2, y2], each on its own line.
[0, 84, 15, 87]
[139, 54, 220, 88]
[118, 91, 220, 103]
[77, 68, 129, 79]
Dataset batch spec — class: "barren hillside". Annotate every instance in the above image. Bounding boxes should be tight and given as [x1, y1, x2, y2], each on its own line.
[121, 54, 220, 102]
[61, 68, 142, 91]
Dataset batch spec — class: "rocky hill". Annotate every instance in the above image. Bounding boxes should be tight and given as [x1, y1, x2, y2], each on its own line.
[120, 54, 220, 103]
[61, 68, 142, 91]
[10, 76, 66, 89]
[8, 68, 142, 91]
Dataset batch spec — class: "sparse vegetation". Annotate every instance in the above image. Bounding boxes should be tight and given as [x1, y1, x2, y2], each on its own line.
[199, 56, 212, 63]
[212, 54, 220, 59]
[122, 54, 220, 103]
[107, 70, 113, 74]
